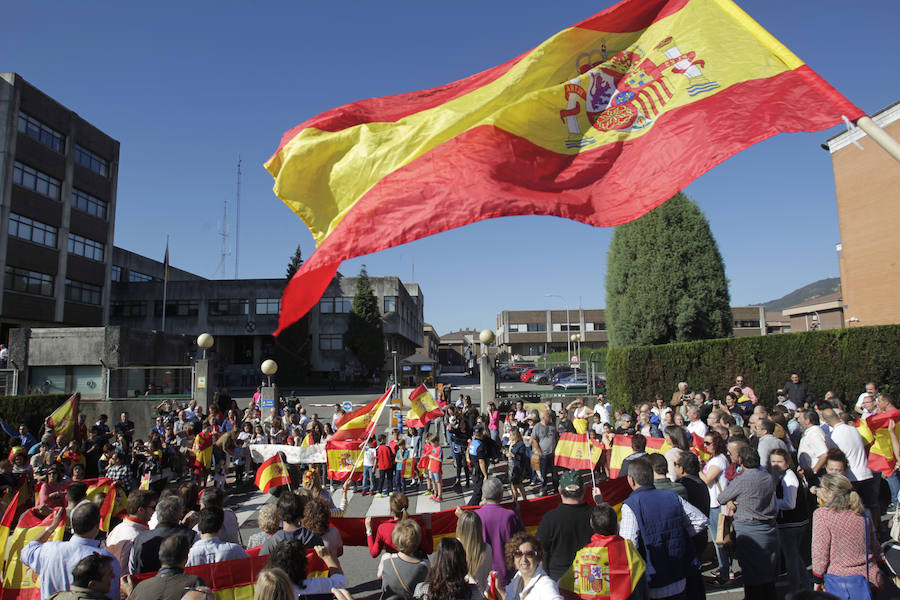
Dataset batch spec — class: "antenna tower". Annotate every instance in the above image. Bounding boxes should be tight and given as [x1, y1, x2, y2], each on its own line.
[217, 198, 230, 278]
[234, 157, 241, 279]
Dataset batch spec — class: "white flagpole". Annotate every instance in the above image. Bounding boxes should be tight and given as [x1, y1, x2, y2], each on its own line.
[588, 435, 597, 492]
[856, 116, 900, 163]
[341, 386, 394, 491]
[161, 236, 169, 333]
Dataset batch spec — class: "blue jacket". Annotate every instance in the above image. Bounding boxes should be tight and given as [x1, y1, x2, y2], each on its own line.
[623, 485, 697, 589]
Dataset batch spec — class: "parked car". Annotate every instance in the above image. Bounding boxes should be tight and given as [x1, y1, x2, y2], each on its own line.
[497, 366, 521, 380]
[551, 370, 574, 385]
[533, 370, 553, 385]
[520, 368, 544, 383]
[554, 375, 607, 391]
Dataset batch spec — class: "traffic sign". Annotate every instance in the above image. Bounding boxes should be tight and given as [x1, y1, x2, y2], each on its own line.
[341, 401, 353, 412]
[570, 355, 580, 367]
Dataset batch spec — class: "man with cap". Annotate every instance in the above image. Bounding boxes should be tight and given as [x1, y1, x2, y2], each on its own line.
[536, 471, 596, 581]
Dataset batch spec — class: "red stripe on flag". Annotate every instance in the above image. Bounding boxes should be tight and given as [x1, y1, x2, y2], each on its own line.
[574, 0, 690, 32]
[276, 65, 861, 334]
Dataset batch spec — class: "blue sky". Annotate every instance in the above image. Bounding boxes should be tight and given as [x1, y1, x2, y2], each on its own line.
[3, 1, 897, 335]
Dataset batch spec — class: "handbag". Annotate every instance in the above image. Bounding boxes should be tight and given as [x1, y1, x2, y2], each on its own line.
[823, 514, 873, 600]
[714, 511, 734, 546]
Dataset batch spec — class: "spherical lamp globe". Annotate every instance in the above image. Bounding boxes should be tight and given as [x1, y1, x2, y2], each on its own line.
[261, 359, 278, 376]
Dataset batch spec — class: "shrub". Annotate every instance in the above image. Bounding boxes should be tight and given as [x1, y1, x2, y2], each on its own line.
[0, 394, 70, 457]
[605, 325, 900, 412]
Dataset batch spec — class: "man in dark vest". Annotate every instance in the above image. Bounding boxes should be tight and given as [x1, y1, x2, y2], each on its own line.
[619, 457, 708, 600]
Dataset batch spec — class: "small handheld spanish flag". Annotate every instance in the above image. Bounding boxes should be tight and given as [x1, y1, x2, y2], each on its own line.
[255, 454, 290, 494]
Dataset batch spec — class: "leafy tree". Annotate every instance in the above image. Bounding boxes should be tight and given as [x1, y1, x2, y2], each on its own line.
[606, 192, 732, 347]
[344, 265, 385, 374]
[286, 245, 303, 280]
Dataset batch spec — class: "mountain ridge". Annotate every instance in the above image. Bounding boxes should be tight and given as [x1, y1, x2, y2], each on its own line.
[752, 277, 841, 313]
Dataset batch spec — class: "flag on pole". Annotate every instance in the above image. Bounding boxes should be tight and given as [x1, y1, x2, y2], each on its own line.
[265, 0, 864, 335]
[47, 393, 79, 442]
[554, 433, 599, 471]
[255, 454, 291, 494]
[608, 435, 671, 478]
[81, 478, 127, 532]
[331, 388, 392, 441]
[325, 439, 364, 482]
[406, 384, 443, 429]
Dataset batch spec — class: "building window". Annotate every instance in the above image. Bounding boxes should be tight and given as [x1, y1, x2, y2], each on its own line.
[551, 323, 581, 332]
[111, 265, 121, 282]
[65, 279, 101, 305]
[734, 320, 761, 328]
[155, 300, 199, 317]
[67, 232, 105, 262]
[128, 270, 154, 282]
[12, 161, 60, 200]
[256, 298, 280, 315]
[208, 299, 248, 316]
[8, 213, 57, 248]
[74, 145, 108, 177]
[384, 296, 398, 313]
[320, 297, 353, 314]
[72, 188, 108, 220]
[111, 301, 147, 318]
[319, 333, 343, 350]
[5, 266, 54, 296]
[527, 323, 547, 332]
[584, 322, 606, 331]
[17, 113, 65, 153]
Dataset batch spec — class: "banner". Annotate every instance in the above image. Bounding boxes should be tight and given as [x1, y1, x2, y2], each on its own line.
[265, 0, 863, 335]
[249, 443, 326, 465]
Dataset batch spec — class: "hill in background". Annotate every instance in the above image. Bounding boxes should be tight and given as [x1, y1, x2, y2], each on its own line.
[753, 277, 841, 313]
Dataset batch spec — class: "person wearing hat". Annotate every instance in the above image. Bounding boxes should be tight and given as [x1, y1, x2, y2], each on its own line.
[776, 389, 797, 412]
[535, 470, 595, 581]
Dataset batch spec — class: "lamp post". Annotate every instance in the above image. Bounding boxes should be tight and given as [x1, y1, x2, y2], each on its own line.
[545, 294, 571, 359]
[193, 333, 214, 409]
[259, 359, 278, 413]
[479, 329, 496, 414]
[571, 333, 581, 376]
[392, 350, 399, 402]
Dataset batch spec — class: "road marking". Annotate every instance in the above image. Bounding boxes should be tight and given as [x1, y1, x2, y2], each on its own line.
[234, 491, 271, 526]
[366, 493, 392, 517]
[415, 491, 441, 514]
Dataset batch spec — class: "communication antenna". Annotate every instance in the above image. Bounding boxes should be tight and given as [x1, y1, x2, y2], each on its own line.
[234, 157, 241, 279]
[217, 197, 230, 278]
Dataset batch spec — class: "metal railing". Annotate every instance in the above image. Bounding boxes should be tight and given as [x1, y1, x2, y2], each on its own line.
[105, 365, 193, 402]
[0, 369, 18, 396]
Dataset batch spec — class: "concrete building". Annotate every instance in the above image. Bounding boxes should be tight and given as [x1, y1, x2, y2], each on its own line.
[496, 306, 781, 358]
[420, 323, 440, 364]
[782, 291, 844, 332]
[826, 101, 900, 327]
[438, 328, 479, 369]
[0, 73, 119, 339]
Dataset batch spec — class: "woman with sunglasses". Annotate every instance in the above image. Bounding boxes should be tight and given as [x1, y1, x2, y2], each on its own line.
[698, 430, 732, 585]
[503, 532, 562, 600]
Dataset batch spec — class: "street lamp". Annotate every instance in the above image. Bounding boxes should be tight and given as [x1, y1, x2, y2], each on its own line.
[261, 359, 278, 387]
[570, 333, 581, 375]
[479, 329, 496, 414]
[545, 294, 571, 359]
[197, 333, 214, 359]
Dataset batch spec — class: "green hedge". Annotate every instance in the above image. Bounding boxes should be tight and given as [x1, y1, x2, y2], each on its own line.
[0, 394, 69, 458]
[606, 325, 900, 412]
[538, 349, 607, 372]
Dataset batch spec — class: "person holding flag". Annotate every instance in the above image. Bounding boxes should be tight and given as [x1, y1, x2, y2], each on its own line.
[255, 451, 291, 495]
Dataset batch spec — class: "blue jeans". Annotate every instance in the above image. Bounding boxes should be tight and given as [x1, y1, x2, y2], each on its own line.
[362, 465, 374, 492]
[779, 524, 811, 593]
[708, 506, 732, 577]
[393, 465, 406, 493]
[885, 472, 900, 507]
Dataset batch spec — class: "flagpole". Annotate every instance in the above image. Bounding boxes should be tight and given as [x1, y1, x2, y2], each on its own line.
[161, 235, 169, 333]
[342, 385, 394, 491]
[588, 436, 597, 492]
[856, 116, 900, 163]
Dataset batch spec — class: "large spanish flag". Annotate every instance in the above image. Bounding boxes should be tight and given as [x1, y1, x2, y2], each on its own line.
[331, 387, 393, 441]
[265, 0, 863, 334]
[0, 507, 66, 600]
[0, 491, 20, 575]
[82, 477, 128, 531]
[406, 384, 443, 429]
[47, 392, 79, 442]
[608, 434, 671, 478]
[860, 409, 900, 476]
[255, 453, 291, 494]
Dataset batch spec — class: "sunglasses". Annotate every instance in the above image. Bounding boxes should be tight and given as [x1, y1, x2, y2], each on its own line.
[514, 550, 539, 559]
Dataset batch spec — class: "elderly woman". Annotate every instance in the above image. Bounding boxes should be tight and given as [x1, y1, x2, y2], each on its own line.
[247, 503, 280, 549]
[812, 473, 884, 598]
[504, 532, 562, 600]
[378, 519, 430, 599]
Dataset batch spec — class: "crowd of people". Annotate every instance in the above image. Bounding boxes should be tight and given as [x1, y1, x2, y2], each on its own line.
[4, 374, 900, 599]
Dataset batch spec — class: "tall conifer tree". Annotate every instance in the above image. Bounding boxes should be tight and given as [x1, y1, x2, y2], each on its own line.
[344, 265, 385, 374]
[606, 192, 732, 347]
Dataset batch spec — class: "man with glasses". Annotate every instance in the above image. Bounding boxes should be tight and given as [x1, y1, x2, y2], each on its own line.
[106, 490, 157, 574]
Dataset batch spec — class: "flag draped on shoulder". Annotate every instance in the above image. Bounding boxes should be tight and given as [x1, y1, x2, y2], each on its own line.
[331, 388, 392, 441]
[861, 408, 900, 476]
[555, 433, 600, 470]
[192, 432, 214, 469]
[47, 393, 79, 441]
[558, 534, 646, 600]
[255, 453, 291, 494]
[406, 384, 443, 429]
[265, 0, 864, 334]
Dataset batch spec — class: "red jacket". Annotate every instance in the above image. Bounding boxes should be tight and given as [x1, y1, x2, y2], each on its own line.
[376, 444, 394, 470]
